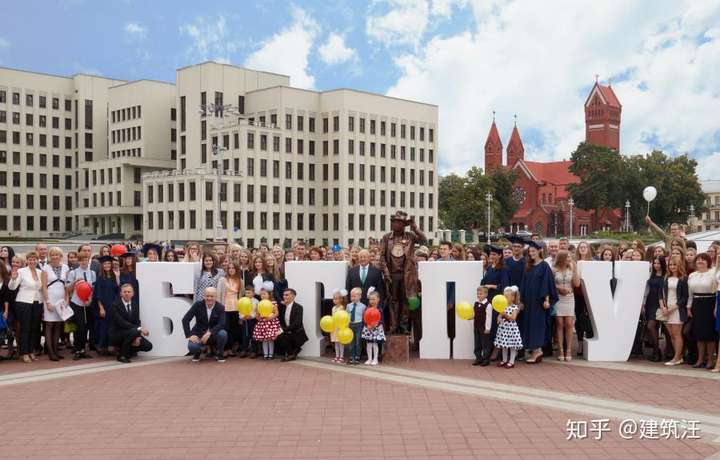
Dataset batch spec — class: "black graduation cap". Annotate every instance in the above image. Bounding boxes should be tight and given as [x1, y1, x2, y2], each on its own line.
[141, 243, 162, 258]
[98, 255, 116, 264]
[118, 251, 137, 259]
[505, 234, 526, 245]
[483, 244, 504, 255]
[526, 240, 543, 250]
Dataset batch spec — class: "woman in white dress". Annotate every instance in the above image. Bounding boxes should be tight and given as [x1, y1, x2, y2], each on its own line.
[660, 256, 688, 366]
[8, 251, 43, 363]
[41, 247, 70, 361]
[552, 250, 580, 361]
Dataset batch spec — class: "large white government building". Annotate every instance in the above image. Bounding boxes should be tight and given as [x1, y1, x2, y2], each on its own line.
[0, 62, 438, 246]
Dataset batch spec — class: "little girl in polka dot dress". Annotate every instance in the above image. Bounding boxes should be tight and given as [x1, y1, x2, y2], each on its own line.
[494, 286, 523, 368]
[252, 281, 280, 360]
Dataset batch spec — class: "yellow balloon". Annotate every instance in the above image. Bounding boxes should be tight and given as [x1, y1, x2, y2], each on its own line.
[456, 301, 474, 320]
[333, 309, 350, 329]
[337, 327, 354, 345]
[320, 315, 335, 333]
[492, 294, 509, 313]
[258, 300, 274, 318]
[236, 297, 253, 316]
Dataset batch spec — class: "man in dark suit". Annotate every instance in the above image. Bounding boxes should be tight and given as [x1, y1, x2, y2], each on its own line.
[182, 287, 228, 363]
[345, 249, 385, 305]
[108, 284, 152, 363]
[276, 288, 308, 361]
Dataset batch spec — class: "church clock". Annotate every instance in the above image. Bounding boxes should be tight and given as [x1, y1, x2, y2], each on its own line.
[512, 186, 527, 205]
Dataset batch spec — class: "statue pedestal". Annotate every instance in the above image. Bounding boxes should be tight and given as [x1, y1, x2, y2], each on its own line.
[382, 335, 410, 363]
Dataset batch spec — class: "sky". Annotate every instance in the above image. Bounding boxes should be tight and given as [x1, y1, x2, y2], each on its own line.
[2, 0, 719, 179]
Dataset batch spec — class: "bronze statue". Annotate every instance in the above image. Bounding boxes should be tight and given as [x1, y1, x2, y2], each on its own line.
[380, 210, 426, 334]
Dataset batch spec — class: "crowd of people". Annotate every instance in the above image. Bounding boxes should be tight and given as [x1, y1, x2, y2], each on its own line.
[0, 213, 719, 372]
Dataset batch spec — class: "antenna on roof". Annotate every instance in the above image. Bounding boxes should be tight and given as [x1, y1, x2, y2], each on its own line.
[594, 73, 599, 83]
[513, 114, 517, 126]
[492, 110, 495, 122]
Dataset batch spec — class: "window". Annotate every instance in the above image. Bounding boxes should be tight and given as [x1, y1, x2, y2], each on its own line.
[309, 117, 315, 132]
[333, 139, 339, 155]
[84, 100, 93, 130]
[285, 137, 292, 153]
[348, 140, 354, 155]
[273, 136, 280, 152]
[323, 117, 329, 133]
[247, 184, 254, 203]
[297, 139, 303, 154]
[180, 96, 186, 131]
[247, 211, 254, 230]
[370, 119, 376, 135]
[297, 115, 303, 131]
[348, 116, 354, 131]
[65, 99, 71, 112]
[285, 114, 292, 130]
[12, 92, 20, 105]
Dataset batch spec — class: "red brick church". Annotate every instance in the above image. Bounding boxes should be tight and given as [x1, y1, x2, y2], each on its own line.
[485, 80, 623, 236]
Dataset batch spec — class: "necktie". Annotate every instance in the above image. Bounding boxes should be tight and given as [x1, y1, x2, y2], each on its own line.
[126, 303, 131, 316]
[351, 304, 356, 322]
[361, 267, 367, 284]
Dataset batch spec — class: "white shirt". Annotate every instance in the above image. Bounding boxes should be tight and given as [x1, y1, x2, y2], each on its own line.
[206, 306, 214, 321]
[484, 302, 493, 332]
[284, 302, 294, 326]
[9, 266, 43, 303]
[123, 300, 133, 315]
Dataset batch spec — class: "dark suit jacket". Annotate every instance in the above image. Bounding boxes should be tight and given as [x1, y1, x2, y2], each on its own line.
[346, 264, 385, 305]
[108, 298, 141, 337]
[278, 302, 308, 344]
[182, 301, 226, 338]
[473, 300, 491, 332]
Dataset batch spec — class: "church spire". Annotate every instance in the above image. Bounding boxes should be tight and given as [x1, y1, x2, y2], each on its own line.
[506, 120, 524, 168]
[484, 116, 503, 173]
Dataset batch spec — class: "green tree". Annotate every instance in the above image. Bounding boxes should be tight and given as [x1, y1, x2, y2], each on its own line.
[567, 142, 625, 217]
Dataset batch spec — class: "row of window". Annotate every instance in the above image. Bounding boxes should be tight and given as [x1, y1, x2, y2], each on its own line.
[111, 105, 142, 123]
[0, 130, 91, 149]
[245, 113, 435, 143]
[111, 126, 142, 144]
[146, 209, 434, 234]
[90, 190, 124, 208]
[0, 193, 72, 211]
[0, 111, 73, 130]
[0, 171, 72, 190]
[110, 148, 143, 159]
[147, 181, 434, 209]
[0, 150, 72, 168]
[0, 90, 72, 111]
[0, 215, 72, 233]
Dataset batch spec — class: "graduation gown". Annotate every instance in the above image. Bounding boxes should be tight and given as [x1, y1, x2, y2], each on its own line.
[519, 261, 558, 350]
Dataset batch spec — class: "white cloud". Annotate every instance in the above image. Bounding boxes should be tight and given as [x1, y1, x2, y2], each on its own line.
[124, 22, 147, 39]
[430, 0, 467, 17]
[696, 152, 720, 181]
[245, 7, 319, 89]
[0, 37, 9, 48]
[180, 15, 244, 64]
[384, 0, 720, 176]
[319, 33, 357, 65]
[366, 0, 430, 47]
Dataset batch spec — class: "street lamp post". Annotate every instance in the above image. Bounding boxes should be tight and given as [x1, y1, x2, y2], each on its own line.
[211, 144, 228, 242]
[568, 197, 574, 239]
[485, 192, 492, 243]
[625, 200, 631, 232]
[689, 204, 695, 232]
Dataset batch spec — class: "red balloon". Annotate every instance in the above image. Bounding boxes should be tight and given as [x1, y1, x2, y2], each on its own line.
[363, 307, 381, 328]
[110, 244, 127, 257]
[75, 281, 92, 302]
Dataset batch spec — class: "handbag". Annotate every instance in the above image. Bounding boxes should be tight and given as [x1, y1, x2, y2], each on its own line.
[655, 283, 668, 322]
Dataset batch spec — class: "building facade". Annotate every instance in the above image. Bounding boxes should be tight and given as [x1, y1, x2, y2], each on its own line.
[143, 63, 439, 247]
[696, 180, 720, 232]
[1, 62, 438, 245]
[484, 80, 623, 236]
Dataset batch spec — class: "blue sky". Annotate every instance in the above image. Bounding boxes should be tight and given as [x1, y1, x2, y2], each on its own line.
[2, 0, 719, 179]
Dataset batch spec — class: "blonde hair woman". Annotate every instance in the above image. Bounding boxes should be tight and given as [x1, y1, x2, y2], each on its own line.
[41, 247, 70, 361]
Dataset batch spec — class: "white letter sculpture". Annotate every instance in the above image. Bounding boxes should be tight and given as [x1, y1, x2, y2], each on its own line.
[418, 261, 484, 359]
[578, 261, 649, 361]
[138, 261, 199, 357]
[285, 261, 347, 357]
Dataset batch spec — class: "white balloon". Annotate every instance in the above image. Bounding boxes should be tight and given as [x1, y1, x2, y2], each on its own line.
[643, 186, 657, 202]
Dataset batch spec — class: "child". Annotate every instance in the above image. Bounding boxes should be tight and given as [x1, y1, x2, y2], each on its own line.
[238, 284, 259, 358]
[252, 281, 280, 360]
[345, 287, 366, 365]
[361, 288, 385, 365]
[330, 288, 347, 363]
[472, 286, 492, 366]
[494, 286, 522, 368]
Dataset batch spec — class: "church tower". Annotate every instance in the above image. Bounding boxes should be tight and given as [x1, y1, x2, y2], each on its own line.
[506, 121, 525, 168]
[584, 79, 622, 150]
[484, 119, 503, 173]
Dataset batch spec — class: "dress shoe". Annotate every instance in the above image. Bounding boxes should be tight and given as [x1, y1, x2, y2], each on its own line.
[117, 356, 131, 364]
[480, 360, 490, 367]
[471, 360, 482, 366]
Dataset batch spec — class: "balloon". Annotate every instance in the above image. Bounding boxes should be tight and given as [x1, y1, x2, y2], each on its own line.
[363, 307, 381, 328]
[320, 315, 335, 333]
[492, 294, 509, 313]
[236, 297, 253, 316]
[456, 301, 474, 320]
[333, 309, 350, 329]
[258, 300, 274, 318]
[408, 296, 421, 311]
[643, 186, 657, 202]
[110, 244, 127, 257]
[75, 281, 92, 302]
[337, 327, 354, 345]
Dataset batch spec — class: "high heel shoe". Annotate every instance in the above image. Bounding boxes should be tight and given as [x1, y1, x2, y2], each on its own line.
[22, 355, 32, 363]
[692, 361, 706, 368]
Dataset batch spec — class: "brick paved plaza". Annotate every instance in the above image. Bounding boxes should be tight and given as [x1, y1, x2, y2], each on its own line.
[1, 354, 719, 459]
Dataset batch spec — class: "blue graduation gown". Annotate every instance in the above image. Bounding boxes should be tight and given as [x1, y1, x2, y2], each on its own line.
[504, 256, 525, 288]
[482, 265, 510, 340]
[519, 261, 558, 350]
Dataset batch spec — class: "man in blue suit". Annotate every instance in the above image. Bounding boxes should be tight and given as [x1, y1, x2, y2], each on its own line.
[182, 287, 228, 363]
